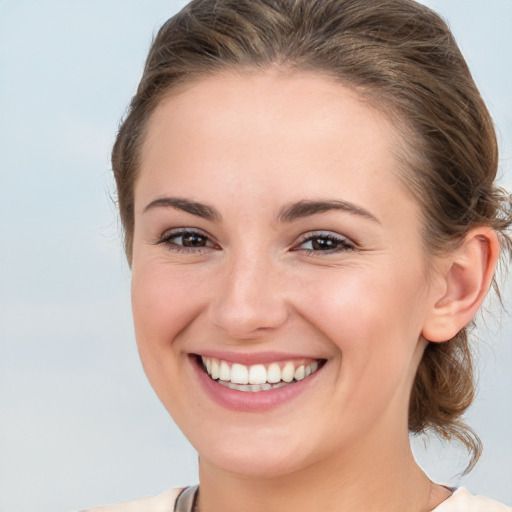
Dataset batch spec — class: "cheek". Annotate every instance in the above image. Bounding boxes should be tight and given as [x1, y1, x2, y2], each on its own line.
[130, 262, 212, 422]
[294, 262, 428, 382]
[299, 261, 425, 331]
[307, 270, 427, 435]
[131, 263, 205, 360]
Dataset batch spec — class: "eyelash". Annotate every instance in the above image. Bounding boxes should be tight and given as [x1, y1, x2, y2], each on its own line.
[156, 228, 217, 254]
[293, 232, 356, 255]
[156, 229, 356, 255]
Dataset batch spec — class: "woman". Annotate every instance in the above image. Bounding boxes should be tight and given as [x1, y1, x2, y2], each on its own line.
[86, 0, 511, 510]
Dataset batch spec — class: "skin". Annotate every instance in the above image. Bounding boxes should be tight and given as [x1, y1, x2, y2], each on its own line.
[130, 71, 497, 511]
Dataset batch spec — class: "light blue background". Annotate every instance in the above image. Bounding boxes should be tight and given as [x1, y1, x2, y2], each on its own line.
[0, 1, 510, 511]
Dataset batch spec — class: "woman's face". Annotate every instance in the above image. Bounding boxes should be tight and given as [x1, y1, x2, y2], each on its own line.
[131, 71, 440, 477]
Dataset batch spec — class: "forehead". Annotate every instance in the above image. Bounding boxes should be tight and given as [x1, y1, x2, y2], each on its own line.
[137, 70, 417, 223]
[143, 70, 396, 158]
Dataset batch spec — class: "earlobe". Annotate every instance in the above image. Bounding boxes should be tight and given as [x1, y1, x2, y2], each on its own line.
[422, 227, 500, 343]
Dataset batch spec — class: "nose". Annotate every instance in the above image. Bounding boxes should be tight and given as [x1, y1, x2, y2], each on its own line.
[207, 252, 289, 339]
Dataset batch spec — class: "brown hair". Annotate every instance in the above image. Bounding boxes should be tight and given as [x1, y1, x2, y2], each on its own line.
[112, 0, 512, 471]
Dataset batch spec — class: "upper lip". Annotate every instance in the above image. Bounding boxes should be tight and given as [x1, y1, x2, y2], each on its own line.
[191, 350, 325, 366]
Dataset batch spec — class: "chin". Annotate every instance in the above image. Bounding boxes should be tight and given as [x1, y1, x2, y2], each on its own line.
[196, 419, 334, 480]
[200, 443, 311, 479]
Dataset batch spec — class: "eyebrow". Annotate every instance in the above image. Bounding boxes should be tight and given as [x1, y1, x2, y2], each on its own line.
[143, 196, 379, 224]
[276, 199, 380, 224]
[143, 197, 222, 222]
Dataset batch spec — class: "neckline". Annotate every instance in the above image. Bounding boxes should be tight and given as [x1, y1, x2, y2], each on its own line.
[174, 485, 199, 512]
[430, 487, 464, 511]
[175, 485, 463, 511]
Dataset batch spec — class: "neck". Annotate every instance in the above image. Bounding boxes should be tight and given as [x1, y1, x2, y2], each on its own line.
[196, 429, 445, 512]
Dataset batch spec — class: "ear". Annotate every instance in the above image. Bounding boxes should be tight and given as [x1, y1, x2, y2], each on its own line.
[422, 227, 500, 343]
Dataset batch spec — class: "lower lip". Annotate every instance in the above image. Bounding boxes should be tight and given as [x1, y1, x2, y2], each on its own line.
[192, 357, 323, 412]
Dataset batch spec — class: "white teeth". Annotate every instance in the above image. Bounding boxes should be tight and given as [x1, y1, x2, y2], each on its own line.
[267, 363, 281, 383]
[248, 364, 267, 385]
[218, 381, 289, 392]
[294, 365, 305, 381]
[281, 361, 295, 383]
[231, 363, 249, 384]
[210, 359, 220, 380]
[201, 356, 322, 391]
[219, 360, 230, 381]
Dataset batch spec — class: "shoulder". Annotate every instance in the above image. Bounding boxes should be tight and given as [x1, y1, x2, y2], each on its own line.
[433, 488, 511, 512]
[80, 487, 183, 512]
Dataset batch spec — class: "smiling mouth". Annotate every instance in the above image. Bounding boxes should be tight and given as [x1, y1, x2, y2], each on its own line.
[199, 356, 324, 392]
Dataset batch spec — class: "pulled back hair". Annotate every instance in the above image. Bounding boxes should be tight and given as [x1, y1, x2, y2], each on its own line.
[112, 0, 512, 471]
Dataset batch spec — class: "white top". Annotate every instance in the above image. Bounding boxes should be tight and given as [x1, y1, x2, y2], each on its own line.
[81, 488, 182, 512]
[82, 486, 512, 511]
[432, 488, 511, 511]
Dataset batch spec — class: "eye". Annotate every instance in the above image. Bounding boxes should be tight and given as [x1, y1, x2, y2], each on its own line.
[156, 228, 218, 253]
[293, 231, 355, 254]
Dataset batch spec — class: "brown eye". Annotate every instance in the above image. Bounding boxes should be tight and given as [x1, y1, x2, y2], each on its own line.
[157, 228, 217, 253]
[310, 237, 338, 250]
[296, 232, 355, 253]
[180, 233, 208, 247]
